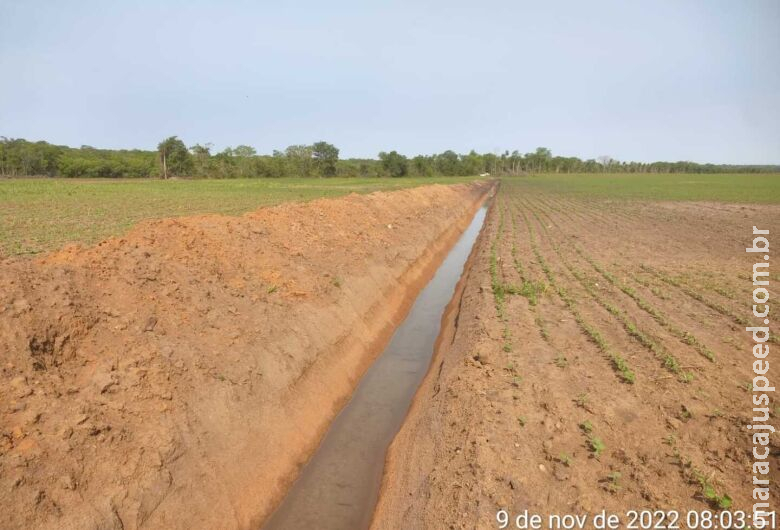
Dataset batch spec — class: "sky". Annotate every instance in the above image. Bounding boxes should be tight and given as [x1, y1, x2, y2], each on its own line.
[1, 0, 778, 164]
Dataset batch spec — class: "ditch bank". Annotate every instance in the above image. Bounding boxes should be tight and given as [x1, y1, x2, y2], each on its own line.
[369, 195, 502, 530]
[0, 181, 492, 530]
[264, 205, 489, 530]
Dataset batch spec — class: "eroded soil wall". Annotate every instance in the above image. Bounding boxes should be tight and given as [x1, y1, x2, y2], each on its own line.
[0, 182, 491, 530]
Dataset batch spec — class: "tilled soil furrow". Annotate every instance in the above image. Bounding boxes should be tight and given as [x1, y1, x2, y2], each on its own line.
[522, 198, 676, 380]
[374, 180, 779, 530]
[515, 192, 765, 511]
[373, 182, 779, 529]
[531, 200, 719, 366]
[525, 198, 769, 474]
[515, 198, 639, 384]
[512, 195, 715, 507]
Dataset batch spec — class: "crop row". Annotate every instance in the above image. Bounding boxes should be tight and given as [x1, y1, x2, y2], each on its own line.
[527, 200, 717, 364]
[515, 202, 636, 384]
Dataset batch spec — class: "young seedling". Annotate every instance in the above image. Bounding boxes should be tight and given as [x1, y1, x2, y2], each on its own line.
[267, 284, 278, 294]
[517, 416, 527, 427]
[579, 420, 593, 434]
[553, 353, 568, 368]
[708, 489, 733, 509]
[695, 471, 733, 510]
[566, 262, 684, 381]
[589, 436, 606, 458]
[570, 244, 716, 363]
[535, 315, 550, 342]
[558, 452, 573, 467]
[575, 393, 589, 409]
[651, 285, 668, 299]
[525, 220, 637, 385]
[713, 285, 736, 299]
[606, 471, 622, 493]
[517, 280, 547, 306]
[611, 354, 636, 384]
[641, 264, 748, 326]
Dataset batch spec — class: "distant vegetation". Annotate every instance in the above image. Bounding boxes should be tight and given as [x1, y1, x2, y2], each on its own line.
[1, 137, 777, 179]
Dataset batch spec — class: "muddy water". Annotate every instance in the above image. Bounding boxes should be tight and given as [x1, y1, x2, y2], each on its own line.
[262, 206, 487, 530]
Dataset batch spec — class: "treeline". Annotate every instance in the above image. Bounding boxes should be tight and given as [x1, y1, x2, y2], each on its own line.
[1, 137, 777, 178]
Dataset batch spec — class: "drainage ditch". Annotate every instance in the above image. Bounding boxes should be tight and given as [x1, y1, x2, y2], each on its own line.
[263, 205, 488, 530]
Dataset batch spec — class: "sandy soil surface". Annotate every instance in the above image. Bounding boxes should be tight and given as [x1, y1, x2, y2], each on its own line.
[373, 181, 780, 529]
[0, 182, 491, 530]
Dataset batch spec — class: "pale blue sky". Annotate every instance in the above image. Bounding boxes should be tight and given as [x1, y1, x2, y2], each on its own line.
[1, 0, 778, 163]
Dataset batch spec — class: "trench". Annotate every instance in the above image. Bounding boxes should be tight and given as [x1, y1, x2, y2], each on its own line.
[262, 205, 488, 530]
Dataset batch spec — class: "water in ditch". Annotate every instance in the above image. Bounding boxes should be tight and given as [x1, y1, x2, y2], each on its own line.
[263, 205, 487, 530]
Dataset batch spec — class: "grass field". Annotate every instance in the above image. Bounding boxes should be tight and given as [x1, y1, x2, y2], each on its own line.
[0, 177, 478, 255]
[513, 173, 780, 202]
[2, 173, 778, 256]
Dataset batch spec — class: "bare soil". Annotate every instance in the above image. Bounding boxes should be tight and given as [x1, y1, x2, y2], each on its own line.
[372, 182, 780, 529]
[0, 182, 491, 530]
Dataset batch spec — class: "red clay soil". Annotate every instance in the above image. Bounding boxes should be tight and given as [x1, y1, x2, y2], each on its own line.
[372, 183, 779, 529]
[0, 182, 491, 530]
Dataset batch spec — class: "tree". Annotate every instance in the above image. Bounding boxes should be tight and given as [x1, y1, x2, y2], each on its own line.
[157, 136, 191, 178]
[525, 147, 553, 172]
[311, 141, 339, 177]
[483, 153, 499, 175]
[410, 155, 434, 177]
[233, 145, 257, 158]
[189, 143, 212, 177]
[462, 150, 484, 175]
[233, 145, 258, 177]
[285, 144, 314, 177]
[190, 143, 212, 158]
[597, 155, 613, 169]
[535, 147, 552, 159]
[435, 150, 462, 176]
[1, 136, 776, 179]
[378, 150, 408, 177]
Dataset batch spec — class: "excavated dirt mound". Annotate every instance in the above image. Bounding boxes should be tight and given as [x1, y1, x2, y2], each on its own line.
[0, 182, 491, 530]
[372, 183, 779, 529]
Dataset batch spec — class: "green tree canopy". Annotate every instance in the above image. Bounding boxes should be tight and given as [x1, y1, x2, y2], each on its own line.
[312, 141, 339, 177]
[233, 145, 257, 158]
[157, 136, 192, 178]
[285, 144, 314, 177]
[435, 150, 461, 176]
[378, 150, 408, 177]
[2, 137, 777, 178]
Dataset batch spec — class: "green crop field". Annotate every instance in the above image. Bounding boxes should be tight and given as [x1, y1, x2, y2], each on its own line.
[508, 173, 780, 203]
[0, 177, 479, 256]
[2, 173, 778, 257]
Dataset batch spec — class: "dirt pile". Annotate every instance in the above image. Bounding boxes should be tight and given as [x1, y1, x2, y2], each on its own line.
[0, 182, 491, 530]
